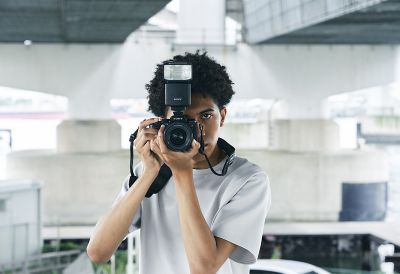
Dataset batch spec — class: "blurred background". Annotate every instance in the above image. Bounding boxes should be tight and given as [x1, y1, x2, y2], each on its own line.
[0, 0, 399, 273]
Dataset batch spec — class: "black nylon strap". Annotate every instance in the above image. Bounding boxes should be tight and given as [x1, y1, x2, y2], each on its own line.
[144, 164, 172, 197]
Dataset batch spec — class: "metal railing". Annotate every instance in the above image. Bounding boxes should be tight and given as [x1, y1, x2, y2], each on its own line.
[126, 25, 242, 47]
[0, 249, 81, 274]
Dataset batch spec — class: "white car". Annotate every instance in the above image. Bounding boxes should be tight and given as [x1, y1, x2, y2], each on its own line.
[249, 259, 332, 274]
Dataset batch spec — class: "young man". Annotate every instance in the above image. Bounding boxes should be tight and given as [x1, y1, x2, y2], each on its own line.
[87, 52, 271, 274]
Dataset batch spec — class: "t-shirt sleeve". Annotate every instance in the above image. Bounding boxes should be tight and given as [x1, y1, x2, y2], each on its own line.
[211, 171, 271, 264]
[112, 163, 143, 233]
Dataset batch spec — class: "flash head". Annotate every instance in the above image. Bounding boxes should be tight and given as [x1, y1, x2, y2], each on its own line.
[164, 64, 192, 81]
[164, 62, 192, 111]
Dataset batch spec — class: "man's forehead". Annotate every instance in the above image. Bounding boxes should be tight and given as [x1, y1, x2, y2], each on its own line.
[187, 100, 217, 113]
[165, 94, 218, 115]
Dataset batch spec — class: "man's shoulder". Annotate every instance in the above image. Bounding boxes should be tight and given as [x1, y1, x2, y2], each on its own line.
[230, 156, 266, 178]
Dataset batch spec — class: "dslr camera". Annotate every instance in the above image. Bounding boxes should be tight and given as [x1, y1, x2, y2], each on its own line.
[149, 63, 199, 151]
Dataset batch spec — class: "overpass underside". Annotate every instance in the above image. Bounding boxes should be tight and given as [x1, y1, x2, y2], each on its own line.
[245, 0, 400, 44]
[0, 0, 170, 43]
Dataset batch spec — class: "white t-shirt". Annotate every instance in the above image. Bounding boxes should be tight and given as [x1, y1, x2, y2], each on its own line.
[114, 156, 271, 274]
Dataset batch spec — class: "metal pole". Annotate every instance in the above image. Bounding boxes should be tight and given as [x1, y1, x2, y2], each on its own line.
[23, 223, 29, 273]
[111, 254, 115, 274]
[126, 233, 134, 274]
[134, 230, 141, 274]
[11, 223, 15, 273]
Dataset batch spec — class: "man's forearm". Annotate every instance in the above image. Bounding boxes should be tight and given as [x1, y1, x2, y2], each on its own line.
[173, 170, 218, 274]
[87, 171, 157, 263]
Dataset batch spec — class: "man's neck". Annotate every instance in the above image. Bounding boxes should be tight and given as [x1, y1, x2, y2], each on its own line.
[192, 145, 225, 170]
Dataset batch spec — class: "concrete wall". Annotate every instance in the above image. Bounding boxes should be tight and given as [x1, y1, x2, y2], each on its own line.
[5, 143, 388, 225]
[242, 148, 388, 221]
[6, 150, 129, 225]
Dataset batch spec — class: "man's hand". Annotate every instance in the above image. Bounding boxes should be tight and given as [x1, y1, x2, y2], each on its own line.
[134, 118, 164, 174]
[150, 125, 201, 175]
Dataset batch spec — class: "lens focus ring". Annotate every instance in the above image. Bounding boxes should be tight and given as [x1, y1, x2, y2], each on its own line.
[164, 122, 193, 151]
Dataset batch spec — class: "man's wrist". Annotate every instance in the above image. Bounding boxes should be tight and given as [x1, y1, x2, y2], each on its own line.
[172, 168, 193, 182]
[141, 168, 159, 183]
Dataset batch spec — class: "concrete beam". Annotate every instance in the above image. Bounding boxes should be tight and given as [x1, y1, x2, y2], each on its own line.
[0, 42, 398, 119]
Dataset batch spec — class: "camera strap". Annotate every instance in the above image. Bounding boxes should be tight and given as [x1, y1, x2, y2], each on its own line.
[128, 126, 235, 197]
[198, 124, 235, 176]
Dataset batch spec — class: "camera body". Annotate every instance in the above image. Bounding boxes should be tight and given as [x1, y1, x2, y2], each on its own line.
[149, 62, 199, 151]
[149, 115, 198, 151]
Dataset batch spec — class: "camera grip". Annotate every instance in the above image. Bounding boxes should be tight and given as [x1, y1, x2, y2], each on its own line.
[148, 121, 162, 129]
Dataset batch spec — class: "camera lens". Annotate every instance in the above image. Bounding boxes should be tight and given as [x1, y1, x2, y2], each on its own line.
[164, 122, 193, 151]
[170, 128, 186, 146]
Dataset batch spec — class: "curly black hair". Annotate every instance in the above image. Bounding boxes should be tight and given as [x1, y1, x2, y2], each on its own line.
[145, 51, 235, 116]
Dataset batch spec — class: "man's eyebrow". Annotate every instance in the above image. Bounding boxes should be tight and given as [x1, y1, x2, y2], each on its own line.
[198, 108, 215, 114]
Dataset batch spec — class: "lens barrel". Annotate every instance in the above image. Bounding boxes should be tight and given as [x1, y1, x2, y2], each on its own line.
[164, 122, 193, 151]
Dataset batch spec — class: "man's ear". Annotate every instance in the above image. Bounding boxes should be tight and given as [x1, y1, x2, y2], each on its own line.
[163, 106, 170, 118]
[220, 107, 227, 127]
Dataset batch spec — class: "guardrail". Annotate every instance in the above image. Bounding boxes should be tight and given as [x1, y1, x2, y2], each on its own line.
[0, 249, 81, 274]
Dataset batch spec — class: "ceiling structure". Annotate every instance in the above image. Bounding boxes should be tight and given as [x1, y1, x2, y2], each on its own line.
[0, 0, 170, 43]
[266, 0, 400, 44]
[244, 0, 400, 44]
[1, 0, 400, 44]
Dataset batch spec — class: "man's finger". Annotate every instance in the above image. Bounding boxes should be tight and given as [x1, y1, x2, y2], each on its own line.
[150, 139, 163, 159]
[189, 139, 201, 156]
[138, 117, 161, 131]
[158, 125, 168, 153]
[141, 128, 159, 135]
[145, 141, 153, 155]
[135, 133, 157, 149]
[193, 139, 201, 149]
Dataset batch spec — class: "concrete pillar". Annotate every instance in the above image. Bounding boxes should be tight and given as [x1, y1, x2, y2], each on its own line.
[177, 0, 225, 45]
[270, 98, 339, 152]
[284, 97, 330, 120]
[271, 119, 340, 152]
[68, 90, 112, 120]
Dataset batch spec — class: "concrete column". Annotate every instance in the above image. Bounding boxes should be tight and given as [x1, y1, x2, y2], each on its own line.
[270, 98, 339, 152]
[177, 0, 225, 45]
[285, 97, 330, 120]
[271, 119, 340, 152]
[64, 93, 118, 152]
[68, 90, 112, 120]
